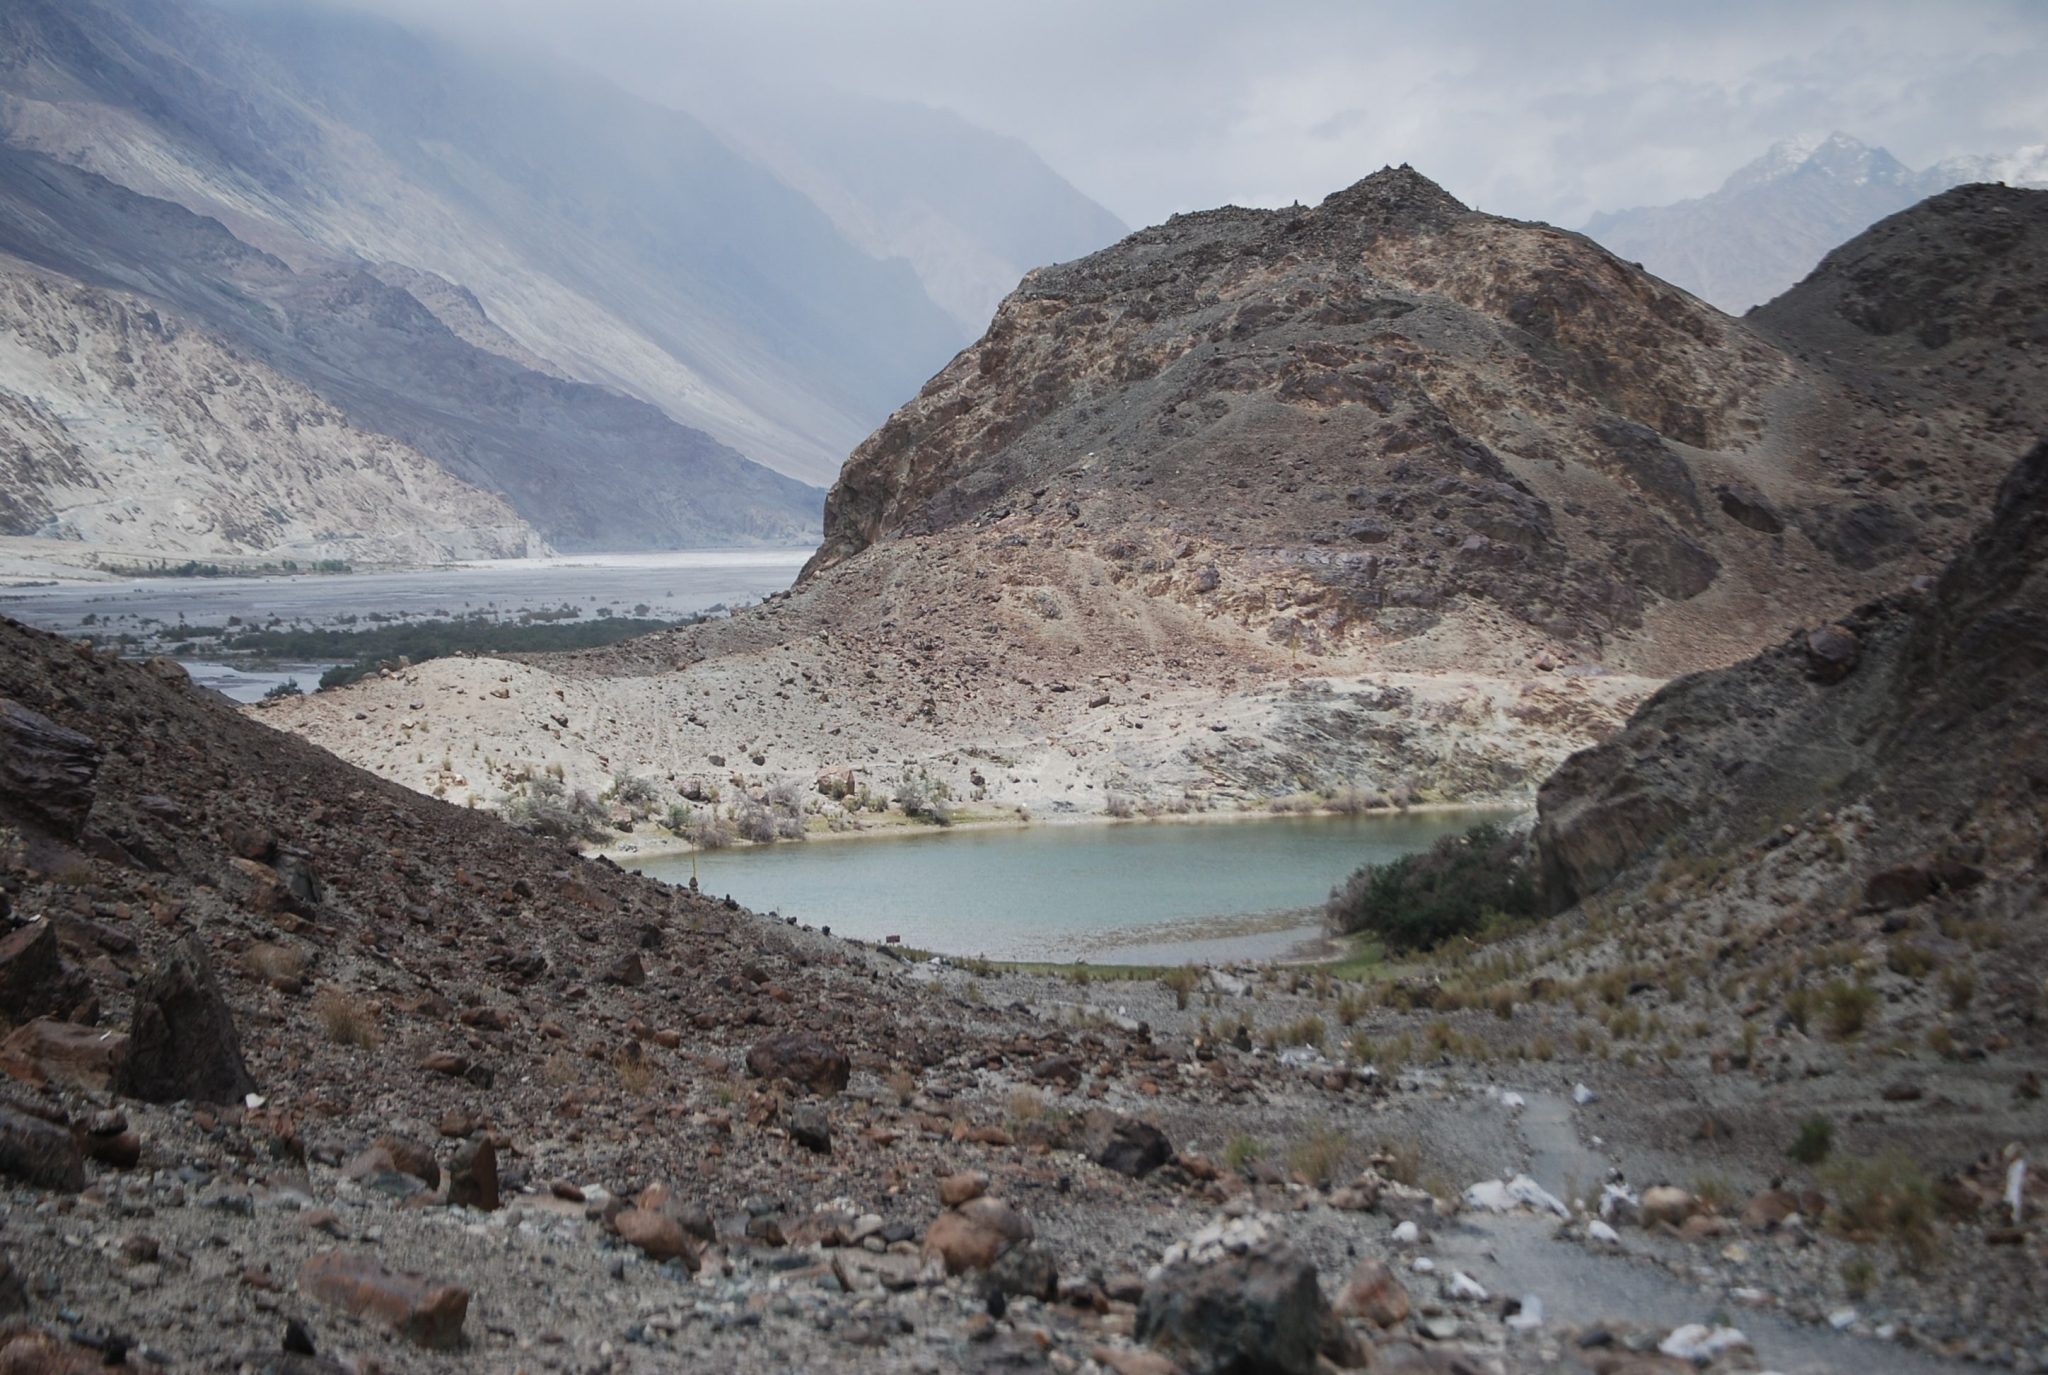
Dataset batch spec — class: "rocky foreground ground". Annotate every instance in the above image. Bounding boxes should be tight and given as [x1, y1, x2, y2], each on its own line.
[0, 599, 2043, 1375]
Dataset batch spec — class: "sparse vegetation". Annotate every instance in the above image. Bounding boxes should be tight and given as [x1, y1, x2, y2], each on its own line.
[312, 987, 379, 1048]
[1788, 1114, 1835, 1166]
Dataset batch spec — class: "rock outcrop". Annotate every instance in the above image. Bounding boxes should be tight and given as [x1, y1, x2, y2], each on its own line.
[1535, 433, 2048, 909]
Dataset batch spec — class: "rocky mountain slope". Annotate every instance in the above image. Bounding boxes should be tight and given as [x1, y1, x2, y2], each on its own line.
[0, 147, 823, 552]
[1535, 427, 2047, 922]
[268, 174, 2047, 822]
[1585, 133, 2048, 313]
[0, 258, 542, 562]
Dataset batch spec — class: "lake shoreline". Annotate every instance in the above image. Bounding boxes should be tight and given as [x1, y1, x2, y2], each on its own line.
[592, 796, 1530, 869]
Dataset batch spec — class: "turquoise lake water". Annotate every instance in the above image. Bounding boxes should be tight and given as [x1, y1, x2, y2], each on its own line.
[635, 808, 1513, 964]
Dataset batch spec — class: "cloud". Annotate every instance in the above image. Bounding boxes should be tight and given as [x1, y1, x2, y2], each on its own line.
[331, 0, 2048, 227]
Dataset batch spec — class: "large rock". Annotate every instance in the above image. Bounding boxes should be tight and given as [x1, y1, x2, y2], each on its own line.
[1136, 1238, 1329, 1375]
[0, 922, 90, 1024]
[923, 1196, 1033, 1274]
[0, 699, 100, 837]
[0, 1104, 85, 1192]
[298, 1250, 468, 1350]
[744, 1032, 850, 1095]
[1085, 1110, 1175, 1178]
[0, 1018, 128, 1093]
[116, 935, 256, 1104]
[1334, 1257, 1411, 1328]
[615, 1208, 698, 1268]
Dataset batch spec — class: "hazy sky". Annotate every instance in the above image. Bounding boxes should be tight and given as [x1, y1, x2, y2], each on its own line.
[347, 0, 2047, 228]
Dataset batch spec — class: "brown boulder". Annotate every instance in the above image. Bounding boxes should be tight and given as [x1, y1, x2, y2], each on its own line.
[116, 935, 255, 1105]
[346, 1136, 440, 1190]
[299, 1249, 469, 1349]
[745, 1032, 850, 1095]
[1640, 1186, 1699, 1227]
[939, 1170, 989, 1207]
[924, 1196, 1033, 1274]
[1804, 623, 1861, 683]
[1334, 1257, 1410, 1328]
[1740, 1189, 1801, 1230]
[0, 1019, 128, 1093]
[615, 1208, 698, 1268]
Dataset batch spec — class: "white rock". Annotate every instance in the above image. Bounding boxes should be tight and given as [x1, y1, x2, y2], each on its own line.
[1391, 1220, 1421, 1244]
[1466, 1173, 1569, 1217]
[2006, 1155, 2027, 1225]
[1410, 1256, 1436, 1274]
[1498, 1090, 1526, 1109]
[1598, 1182, 1640, 1224]
[1446, 1271, 1488, 1302]
[1506, 1294, 1544, 1330]
[1586, 1219, 1622, 1246]
[1829, 1307, 1859, 1330]
[1572, 1082, 1597, 1105]
[1658, 1324, 1750, 1360]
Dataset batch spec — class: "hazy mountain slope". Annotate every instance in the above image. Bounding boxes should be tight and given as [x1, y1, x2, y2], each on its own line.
[0, 258, 541, 562]
[0, 0, 962, 486]
[1584, 133, 2048, 313]
[708, 89, 1128, 335]
[0, 147, 823, 550]
[269, 174, 2046, 825]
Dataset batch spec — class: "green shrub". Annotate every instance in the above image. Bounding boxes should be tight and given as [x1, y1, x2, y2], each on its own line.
[1788, 1114, 1834, 1166]
[1323, 823, 1537, 953]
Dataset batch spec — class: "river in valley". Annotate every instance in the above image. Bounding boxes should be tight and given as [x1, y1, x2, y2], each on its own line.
[0, 549, 809, 701]
[634, 808, 1518, 965]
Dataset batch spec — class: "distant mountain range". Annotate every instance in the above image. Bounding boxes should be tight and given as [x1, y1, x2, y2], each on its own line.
[1585, 132, 2048, 313]
[0, 0, 1124, 558]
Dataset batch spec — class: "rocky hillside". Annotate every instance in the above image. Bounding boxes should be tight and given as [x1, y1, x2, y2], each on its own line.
[1585, 133, 2048, 313]
[268, 173, 2047, 823]
[0, 260, 542, 562]
[1535, 429, 2047, 920]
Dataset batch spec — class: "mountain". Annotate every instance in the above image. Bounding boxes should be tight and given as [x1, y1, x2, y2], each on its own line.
[702, 88, 1130, 336]
[1584, 132, 2048, 313]
[0, 257, 542, 562]
[267, 174, 2048, 824]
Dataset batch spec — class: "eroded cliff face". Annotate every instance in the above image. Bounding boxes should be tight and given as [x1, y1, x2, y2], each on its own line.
[0, 264, 543, 563]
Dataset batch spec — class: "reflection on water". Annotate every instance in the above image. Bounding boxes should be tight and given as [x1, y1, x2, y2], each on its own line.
[637, 808, 1519, 964]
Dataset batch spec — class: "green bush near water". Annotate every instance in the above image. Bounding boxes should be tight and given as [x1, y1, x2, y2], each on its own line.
[1324, 822, 1538, 953]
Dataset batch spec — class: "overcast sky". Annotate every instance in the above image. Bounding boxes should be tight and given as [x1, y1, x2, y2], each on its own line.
[346, 0, 2047, 229]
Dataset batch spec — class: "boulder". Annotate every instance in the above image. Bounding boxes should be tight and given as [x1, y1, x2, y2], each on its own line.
[1136, 1239, 1329, 1375]
[744, 1032, 850, 1095]
[0, 699, 100, 837]
[0, 1019, 127, 1093]
[924, 1196, 1033, 1274]
[788, 1103, 831, 1155]
[983, 1242, 1059, 1303]
[448, 1137, 499, 1211]
[939, 1170, 989, 1207]
[1640, 1186, 1699, 1228]
[0, 922, 90, 1024]
[0, 1104, 84, 1191]
[116, 935, 255, 1104]
[346, 1136, 440, 1190]
[1084, 1110, 1175, 1178]
[298, 1250, 468, 1350]
[615, 1208, 697, 1267]
[1334, 1257, 1411, 1328]
[1804, 624, 1861, 682]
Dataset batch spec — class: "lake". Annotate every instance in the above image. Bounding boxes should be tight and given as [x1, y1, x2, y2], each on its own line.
[634, 809, 1515, 965]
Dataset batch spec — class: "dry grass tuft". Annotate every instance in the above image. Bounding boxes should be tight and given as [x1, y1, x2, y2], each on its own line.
[311, 987, 380, 1048]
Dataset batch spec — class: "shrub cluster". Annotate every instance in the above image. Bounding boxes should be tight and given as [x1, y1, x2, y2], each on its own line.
[1324, 822, 1537, 952]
